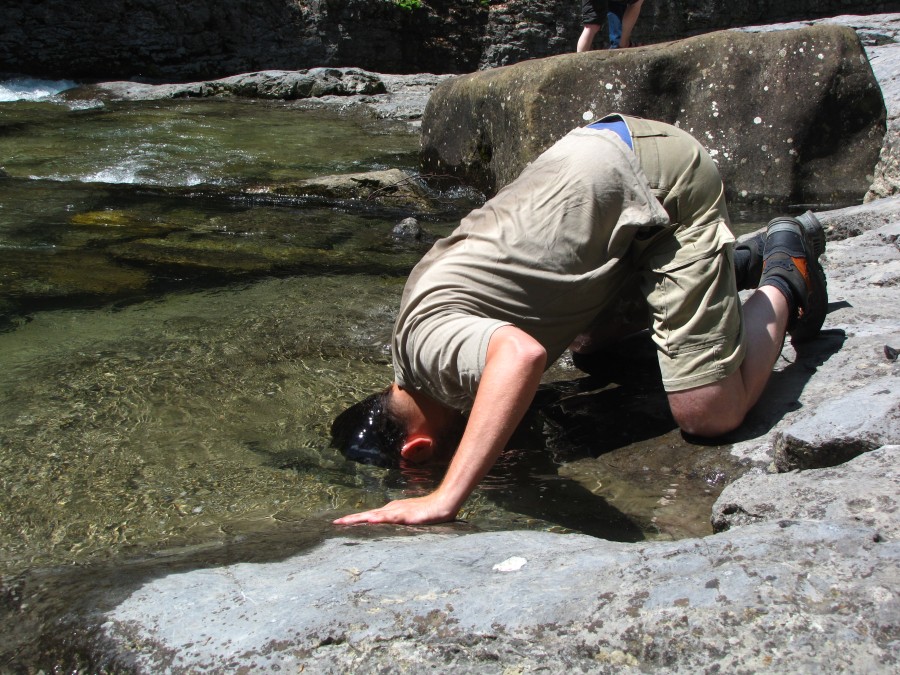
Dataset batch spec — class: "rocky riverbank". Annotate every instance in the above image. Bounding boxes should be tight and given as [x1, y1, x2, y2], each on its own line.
[3, 15, 899, 674]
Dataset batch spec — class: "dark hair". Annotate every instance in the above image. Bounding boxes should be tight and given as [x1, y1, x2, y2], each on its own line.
[330, 388, 406, 468]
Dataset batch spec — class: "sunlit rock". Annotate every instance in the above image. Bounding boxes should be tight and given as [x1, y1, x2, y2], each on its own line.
[421, 24, 885, 205]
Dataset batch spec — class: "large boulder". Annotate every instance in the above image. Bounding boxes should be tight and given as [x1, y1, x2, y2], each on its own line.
[421, 24, 885, 205]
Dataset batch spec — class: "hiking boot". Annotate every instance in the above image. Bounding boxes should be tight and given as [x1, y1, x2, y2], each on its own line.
[760, 211, 827, 342]
[735, 211, 825, 292]
[734, 230, 765, 290]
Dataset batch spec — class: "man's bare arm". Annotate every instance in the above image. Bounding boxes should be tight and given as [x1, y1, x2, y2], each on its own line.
[333, 325, 547, 526]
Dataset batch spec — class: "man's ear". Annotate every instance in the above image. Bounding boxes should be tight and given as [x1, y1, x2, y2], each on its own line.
[400, 435, 434, 463]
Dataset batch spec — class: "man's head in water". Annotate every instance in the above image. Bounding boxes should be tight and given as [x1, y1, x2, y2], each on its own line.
[330, 384, 463, 468]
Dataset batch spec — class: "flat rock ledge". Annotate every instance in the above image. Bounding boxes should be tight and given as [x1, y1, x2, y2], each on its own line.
[99, 521, 897, 673]
[64, 68, 456, 124]
[86, 207, 900, 675]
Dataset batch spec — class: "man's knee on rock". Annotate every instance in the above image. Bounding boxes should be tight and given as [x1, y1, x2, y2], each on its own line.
[668, 394, 746, 438]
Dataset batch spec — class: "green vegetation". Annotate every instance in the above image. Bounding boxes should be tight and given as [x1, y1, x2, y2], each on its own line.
[393, 0, 423, 10]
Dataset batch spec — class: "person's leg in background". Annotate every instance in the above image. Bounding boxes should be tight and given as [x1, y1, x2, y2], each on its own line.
[607, 1, 625, 49]
[577, 0, 606, 51]
[618, 0, 644, 48]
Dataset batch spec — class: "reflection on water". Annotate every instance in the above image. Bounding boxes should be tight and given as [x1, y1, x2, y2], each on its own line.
[0, 83, 761, 586]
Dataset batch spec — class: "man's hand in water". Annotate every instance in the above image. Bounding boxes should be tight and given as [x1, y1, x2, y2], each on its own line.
[333, 492, 459, 526]
[335, 327, 546, 528]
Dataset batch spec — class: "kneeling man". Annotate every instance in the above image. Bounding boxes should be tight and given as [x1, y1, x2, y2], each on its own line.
[331, 114, 826, 527]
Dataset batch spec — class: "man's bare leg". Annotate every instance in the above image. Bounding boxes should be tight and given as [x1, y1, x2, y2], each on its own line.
[619, 0, 644, 48]
[667, 286, 788, 437]
[577, 24, 602, 52]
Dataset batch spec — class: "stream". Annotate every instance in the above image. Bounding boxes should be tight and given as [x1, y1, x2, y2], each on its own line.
[0, 79, 764, 587]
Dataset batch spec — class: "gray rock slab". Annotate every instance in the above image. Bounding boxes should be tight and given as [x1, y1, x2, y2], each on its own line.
[728, 218, 900, 470]
[714, 445, 900, 537]
[99, 523, 899, 673]
[774, 379, 900, 471]
[818, 195, 900, 238]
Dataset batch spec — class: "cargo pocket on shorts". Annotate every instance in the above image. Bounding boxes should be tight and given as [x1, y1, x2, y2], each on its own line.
[640, 220, 743, 390]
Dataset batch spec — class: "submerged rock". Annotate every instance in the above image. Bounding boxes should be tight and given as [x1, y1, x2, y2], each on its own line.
[252, 168, 439, 211]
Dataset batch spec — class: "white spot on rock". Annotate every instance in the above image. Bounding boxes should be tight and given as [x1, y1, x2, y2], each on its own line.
[753, 117, 762, 125]
[493, 556, 528, 572]
[583, 110, 594, 121]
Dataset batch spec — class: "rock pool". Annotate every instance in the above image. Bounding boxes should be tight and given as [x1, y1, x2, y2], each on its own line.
[0, 82, 760, 581]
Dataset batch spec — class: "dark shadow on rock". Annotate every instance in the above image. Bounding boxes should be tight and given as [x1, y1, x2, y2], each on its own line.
[535, 321, 846, 468]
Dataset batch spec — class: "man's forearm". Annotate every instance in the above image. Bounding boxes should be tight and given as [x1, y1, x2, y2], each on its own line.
[433, 326, 547, 513]
[333, 325, 546, 526]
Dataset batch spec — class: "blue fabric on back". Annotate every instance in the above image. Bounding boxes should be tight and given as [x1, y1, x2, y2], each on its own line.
[586, 119, 633, 149]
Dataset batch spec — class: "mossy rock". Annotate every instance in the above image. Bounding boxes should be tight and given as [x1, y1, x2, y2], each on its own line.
[65, 209, 180, 247]
[70, 209, 134, 227]
[108, 233, 414, 276]
[252, 169, 439, 211]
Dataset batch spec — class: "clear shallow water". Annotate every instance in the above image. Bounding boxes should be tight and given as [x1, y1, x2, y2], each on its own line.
[0, 82, 754, 581]
[0, 97, 419, 187]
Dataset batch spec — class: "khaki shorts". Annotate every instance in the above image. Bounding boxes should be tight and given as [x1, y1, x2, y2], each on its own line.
[626, 117, 745, 392]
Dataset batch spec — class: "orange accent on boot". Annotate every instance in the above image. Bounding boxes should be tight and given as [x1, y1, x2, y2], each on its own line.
[791, 256, 810, 286]
[791, 256, 811, 316]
